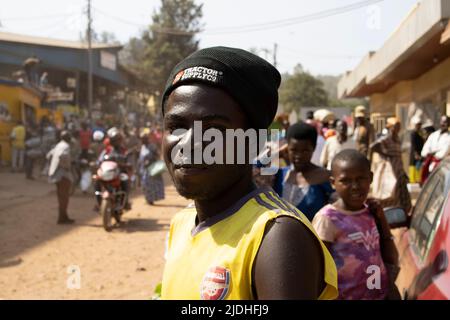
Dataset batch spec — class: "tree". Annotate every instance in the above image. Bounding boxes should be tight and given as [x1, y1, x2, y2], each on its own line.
[279, 64, 328, 113]
[99, 31, 119, 44]
[316, 74, 366, 108]
[79, 31, 120, 45]
[316, 74, 339, 100]
[121, 0, 203, 102]
[119, 37, 148, 70]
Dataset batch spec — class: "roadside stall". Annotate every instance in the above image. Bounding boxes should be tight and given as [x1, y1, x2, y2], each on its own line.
[0, 79, 63, 164]
[0, 79, 42, 164]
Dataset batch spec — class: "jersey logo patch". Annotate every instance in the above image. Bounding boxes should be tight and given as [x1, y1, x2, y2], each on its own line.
[200, 266, 231, 300]
[348, 226, 380, 251]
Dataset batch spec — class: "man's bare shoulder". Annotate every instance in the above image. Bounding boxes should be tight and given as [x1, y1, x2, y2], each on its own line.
[253, 215, 324, 299]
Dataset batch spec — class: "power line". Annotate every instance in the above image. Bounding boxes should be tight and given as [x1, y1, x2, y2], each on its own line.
[273, 43, 278, 68]
[93, 7, 200, 36]
[45, 14, 82, 38]
[2, 0, 383, 37]
[204, 0, 384, 34]
[93, 7, 197, 36]
[43, 18, 76, 37]
[92, 7, 146, 28]
[92, 0, 383, 36]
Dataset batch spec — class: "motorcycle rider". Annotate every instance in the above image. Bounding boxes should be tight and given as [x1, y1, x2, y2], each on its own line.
[94, 127, 132, 211]
[92, 130, 105, 160]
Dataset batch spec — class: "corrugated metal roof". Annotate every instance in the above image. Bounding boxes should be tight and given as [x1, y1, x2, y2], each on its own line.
[0, 31, 122, 50]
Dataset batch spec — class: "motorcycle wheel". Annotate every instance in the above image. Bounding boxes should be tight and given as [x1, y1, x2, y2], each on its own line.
[100, 199, 113, 232]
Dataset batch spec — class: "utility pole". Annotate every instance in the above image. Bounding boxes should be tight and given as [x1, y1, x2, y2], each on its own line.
[273, 43, 278, 68]
[260, 48, 271, 61]
[87, 0, 93, 121]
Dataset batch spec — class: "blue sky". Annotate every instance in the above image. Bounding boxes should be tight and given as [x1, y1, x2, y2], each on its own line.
[0, 0, 419, 75]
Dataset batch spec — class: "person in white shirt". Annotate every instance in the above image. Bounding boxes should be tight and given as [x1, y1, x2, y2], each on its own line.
[421, 116, 450, 160]
[420, 115, 450, 184]
[320, 120, 357, 170]
[311, 133, 325, 167]
[47, 131, 74, 224]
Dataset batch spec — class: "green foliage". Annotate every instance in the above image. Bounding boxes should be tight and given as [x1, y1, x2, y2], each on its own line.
[79, 30, 120, 45]
[121, 0, 203, 103]
[315, 74, 340, 100]
[279, 65, 328, 113]
[316, 74, 367, 108]
[98, 31, 119, 44]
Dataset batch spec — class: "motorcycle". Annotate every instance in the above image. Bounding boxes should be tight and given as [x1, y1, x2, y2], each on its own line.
[93, 154, 130, 232]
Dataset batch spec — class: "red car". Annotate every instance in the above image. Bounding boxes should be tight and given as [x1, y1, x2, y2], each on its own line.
[386, 157, 450, 299]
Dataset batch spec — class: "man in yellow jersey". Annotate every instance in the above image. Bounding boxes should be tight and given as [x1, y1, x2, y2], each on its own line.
[160, 47, 337, 300]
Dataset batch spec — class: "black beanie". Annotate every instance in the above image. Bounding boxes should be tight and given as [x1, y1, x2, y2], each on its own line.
[161, 46, 281, 130]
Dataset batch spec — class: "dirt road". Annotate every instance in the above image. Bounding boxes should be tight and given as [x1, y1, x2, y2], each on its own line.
[0, 171, 189, 299]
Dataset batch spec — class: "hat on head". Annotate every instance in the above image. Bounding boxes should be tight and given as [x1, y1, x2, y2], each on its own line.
[60, 130, 71, 140]
[386, 117, 400, 128]
[354, 105, 367, 118]
[161, 46, 281, 129]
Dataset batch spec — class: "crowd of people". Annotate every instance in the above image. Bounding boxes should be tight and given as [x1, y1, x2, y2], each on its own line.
[410, 115, 450, 185]
[254, 108, 450, 220]
[8, 114, 166, 224]
[8, 95, 449, 300]
[250, 107, 449, 300]
[6, 46, 450, 301]
[10, 116, 59, 180]
[156, 46, 450, 301]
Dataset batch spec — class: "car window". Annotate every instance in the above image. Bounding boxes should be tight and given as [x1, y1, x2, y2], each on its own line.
[420, 178, 444, 259]
[410, 169, 447, 262]
[410, 174, 439, 236]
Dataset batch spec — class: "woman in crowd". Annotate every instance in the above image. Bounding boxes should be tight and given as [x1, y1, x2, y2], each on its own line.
[370, 117, 412, 213]
[273, 122, 334, 221]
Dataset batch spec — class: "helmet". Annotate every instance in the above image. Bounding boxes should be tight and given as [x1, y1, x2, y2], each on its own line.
[107, 127, 118, 138]
[93, 130, 105, 142]
[107, 127, 122, 143]
[60, 130, 71, 141]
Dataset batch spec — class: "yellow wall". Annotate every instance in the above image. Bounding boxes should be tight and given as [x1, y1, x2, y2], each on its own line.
[368, 57, 450, 176]
[1, 85, 22, 121]
[0, 83, 41, 164]
[371, 82, 413, 116]
[0, 84, 41, 120]
[370, 55, 450, 116]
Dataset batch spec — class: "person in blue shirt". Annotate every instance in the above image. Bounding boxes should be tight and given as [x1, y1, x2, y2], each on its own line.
[273, 122, 334, 221]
